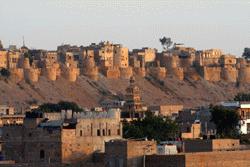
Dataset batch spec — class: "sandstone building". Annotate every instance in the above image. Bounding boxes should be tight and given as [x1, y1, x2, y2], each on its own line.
[1, 109, 122, 166]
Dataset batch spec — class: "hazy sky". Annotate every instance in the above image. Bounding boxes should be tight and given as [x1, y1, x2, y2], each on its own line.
[0, 0, 249, 56]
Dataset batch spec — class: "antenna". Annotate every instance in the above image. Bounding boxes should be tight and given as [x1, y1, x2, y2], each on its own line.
[22, 36, 25, 47]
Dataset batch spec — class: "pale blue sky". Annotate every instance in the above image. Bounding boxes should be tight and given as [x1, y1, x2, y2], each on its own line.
[0, 0, 249, 56]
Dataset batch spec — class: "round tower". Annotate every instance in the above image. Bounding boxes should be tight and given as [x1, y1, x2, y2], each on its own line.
[221, 67, 237, 82]
[66, 67, 80, 82]
[238, 67, 250, 83]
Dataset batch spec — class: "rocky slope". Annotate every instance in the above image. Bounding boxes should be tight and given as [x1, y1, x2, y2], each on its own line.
[0, 74, 250, 111]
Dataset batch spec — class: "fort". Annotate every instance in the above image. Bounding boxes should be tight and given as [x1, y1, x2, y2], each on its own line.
[0, 41, 250, 84]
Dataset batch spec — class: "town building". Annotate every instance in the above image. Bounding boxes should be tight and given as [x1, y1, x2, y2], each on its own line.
[1, 109, 122, 166]
[105, 139, 157, 167]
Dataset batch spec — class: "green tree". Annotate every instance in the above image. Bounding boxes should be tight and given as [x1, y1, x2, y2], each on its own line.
[37, 101, 83, 113]
[242, 47, 250, 59]
[123, 113, 179, 142]
[234, 93, 250, 101]
[210, 105, 240, 138]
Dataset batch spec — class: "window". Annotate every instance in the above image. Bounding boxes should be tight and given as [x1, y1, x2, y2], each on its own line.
[103, 129, 105, 136]
[97, 129, 101, 136]
[117, 129, 120, 135]
[28, 133, 32, 137]
[108, 129, 111, 136]
[80, 130, 83, 136]
[40, 150, 45, 159]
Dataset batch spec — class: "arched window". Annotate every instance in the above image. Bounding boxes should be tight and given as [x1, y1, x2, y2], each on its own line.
[40, 150, 45, 159]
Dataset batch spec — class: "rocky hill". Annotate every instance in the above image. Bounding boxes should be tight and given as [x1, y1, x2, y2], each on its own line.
[1, 74, 250, 111]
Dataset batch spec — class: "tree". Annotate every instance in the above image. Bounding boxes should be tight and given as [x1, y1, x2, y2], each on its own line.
[210, 105, 240, 138]
[234, 93, 250, 101]
[159, 37, 173, 51]
[123, 113, 179, 142]
[242, 48, 250, 59]
[0, 68, 10, 78]
[37, 101, 83, 113]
